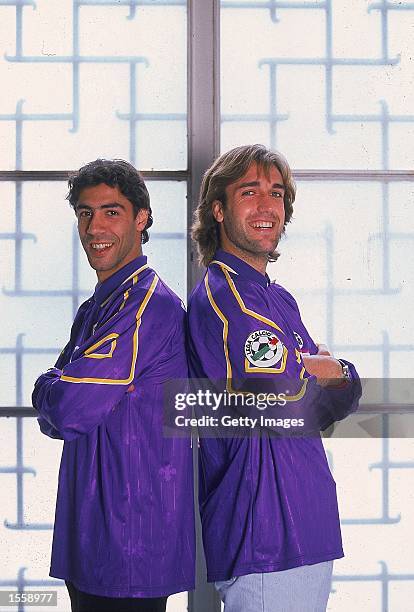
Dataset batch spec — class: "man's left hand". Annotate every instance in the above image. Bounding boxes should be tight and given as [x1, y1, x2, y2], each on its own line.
[302, 354, 344, 387]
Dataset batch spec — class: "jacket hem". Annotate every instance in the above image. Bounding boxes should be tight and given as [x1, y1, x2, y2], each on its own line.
[206, 549, 344, 583]
[51, 571, 194, 598]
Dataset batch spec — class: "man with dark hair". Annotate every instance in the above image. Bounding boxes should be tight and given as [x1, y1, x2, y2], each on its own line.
[33, 159, 195, 612]
[66, 159, 153, 244]
[188, 145, 361, 611]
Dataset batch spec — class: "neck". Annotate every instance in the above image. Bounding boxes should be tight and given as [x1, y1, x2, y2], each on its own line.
[96, 250, 143, 283]
[220, 245, 267, 276]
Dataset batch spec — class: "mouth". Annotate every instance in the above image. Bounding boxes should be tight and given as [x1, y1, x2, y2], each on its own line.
[249, 221, 276, 230]
[89, 241, 114, 254]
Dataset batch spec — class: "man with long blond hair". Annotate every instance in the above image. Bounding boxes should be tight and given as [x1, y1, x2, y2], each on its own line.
[188, 144, 361, 611]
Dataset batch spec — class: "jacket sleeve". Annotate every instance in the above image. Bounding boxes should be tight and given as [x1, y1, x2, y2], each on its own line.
[35, 340, 77, 440]
[281, 289, 361, 427]
[188, 271, 361, 434]
[35, 300, 93, 441]
[32, 281, 165, 441]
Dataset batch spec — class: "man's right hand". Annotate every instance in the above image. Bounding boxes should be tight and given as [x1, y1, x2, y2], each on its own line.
[316, 343, 331, 356]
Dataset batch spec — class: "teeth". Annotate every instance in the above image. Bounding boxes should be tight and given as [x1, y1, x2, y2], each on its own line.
[91, 243, 112, 250]
[252, 222, 273, 228]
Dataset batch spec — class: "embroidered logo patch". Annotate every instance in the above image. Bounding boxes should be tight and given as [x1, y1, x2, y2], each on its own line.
[244, 330, 284, 368]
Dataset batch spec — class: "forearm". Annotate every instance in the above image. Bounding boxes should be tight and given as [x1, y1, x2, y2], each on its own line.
[37, 415, 64, 440]
[302, 355, 344, 386]
[32, 368, 125, 441]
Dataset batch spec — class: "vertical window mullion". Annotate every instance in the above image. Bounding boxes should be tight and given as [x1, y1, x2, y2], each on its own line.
[187, 0, 221, 295]
[187, 2, 222, 612]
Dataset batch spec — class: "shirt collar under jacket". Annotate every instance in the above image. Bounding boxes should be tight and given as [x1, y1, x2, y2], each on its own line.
[213, 249, 270, 289]
[94, 255, 148, 306]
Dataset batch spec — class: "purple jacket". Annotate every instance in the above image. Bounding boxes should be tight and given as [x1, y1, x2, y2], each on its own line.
[187, 250, 361, 582]
[33, 256, 195, 598]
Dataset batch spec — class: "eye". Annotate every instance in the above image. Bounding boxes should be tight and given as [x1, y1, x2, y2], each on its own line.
[77, 210, 91, 218]
[241, 190, 255, 197]
[106, 210, 119, 216]
[271, 191, 283, 198]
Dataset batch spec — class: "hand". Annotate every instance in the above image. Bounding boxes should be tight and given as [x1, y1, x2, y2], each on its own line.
[302, 355, 344, 387]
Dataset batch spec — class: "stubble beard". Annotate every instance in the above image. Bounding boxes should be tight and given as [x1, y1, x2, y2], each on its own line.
[223, 218, 282, 261]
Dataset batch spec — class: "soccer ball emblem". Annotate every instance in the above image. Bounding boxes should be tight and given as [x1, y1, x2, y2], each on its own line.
[244, 330, 284, 368]
[293, 331, 304, 349]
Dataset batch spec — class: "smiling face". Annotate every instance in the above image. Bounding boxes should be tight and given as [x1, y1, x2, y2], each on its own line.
[76, 183, 148, 282]
[212, 162, 286, 274]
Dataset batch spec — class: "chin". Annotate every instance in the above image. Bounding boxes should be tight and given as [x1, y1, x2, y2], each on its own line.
[254, 242, 278, 256]
[87, 259, 110, 273]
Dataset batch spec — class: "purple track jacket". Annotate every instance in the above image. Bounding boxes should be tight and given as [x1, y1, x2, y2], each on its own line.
[33, 256, 195, 598]
[187, 250, 361, 582]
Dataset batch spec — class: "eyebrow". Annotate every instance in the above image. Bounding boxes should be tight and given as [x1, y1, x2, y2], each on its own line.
[236, 181, 285, 191]
[75, 202, 126, 212]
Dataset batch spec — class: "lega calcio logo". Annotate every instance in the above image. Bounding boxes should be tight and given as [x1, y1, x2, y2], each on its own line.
[244, 330, 285, 368]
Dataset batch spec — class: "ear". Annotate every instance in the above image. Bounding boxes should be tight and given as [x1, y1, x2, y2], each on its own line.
[134, 208, 149, 232]
[212, 199, 224, 223]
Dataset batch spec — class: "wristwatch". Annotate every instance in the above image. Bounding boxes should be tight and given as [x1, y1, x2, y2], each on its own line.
[337, 359, 352, 382]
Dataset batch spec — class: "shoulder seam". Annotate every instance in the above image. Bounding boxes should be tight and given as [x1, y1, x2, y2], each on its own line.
[60, 275, 159, 385]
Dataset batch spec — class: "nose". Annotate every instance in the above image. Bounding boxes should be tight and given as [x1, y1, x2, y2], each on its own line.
[256, 194, 274, 213]
[86, 212, 106, 235]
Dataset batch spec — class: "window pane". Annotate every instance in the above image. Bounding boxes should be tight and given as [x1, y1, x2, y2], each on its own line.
[271, 180, 414, 378]
[145, 180, 187, 300]
[0, 417, 69, 610]
[0, 1, 187, 170]
[0, 417, 188, 611]
[220, 1, 414, 169]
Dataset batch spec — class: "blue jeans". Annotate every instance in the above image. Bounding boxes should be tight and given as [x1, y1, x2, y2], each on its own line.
[215, 561, 333, 612]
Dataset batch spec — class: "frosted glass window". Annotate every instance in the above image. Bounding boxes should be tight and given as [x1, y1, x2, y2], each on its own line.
[0, 1, 187, 170]
[221, 1, 414, 169]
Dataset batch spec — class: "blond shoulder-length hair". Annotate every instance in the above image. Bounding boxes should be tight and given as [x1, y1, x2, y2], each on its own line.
[191, 144, 296, 267]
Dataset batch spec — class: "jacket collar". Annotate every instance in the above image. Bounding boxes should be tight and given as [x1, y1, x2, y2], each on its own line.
[94, 255, 148, 306]
[212, 249, 269, 289]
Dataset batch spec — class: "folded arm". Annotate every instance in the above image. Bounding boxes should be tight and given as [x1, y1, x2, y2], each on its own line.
[32, 285, 160, 441]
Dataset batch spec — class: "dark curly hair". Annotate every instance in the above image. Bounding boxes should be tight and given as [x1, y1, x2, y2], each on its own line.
[67, 159, 153, 244]
[192, 144, 296, 267]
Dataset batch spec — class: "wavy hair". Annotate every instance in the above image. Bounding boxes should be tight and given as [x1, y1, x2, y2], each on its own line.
[192, 144, 296, 267]
[67, 159, 153, 244]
